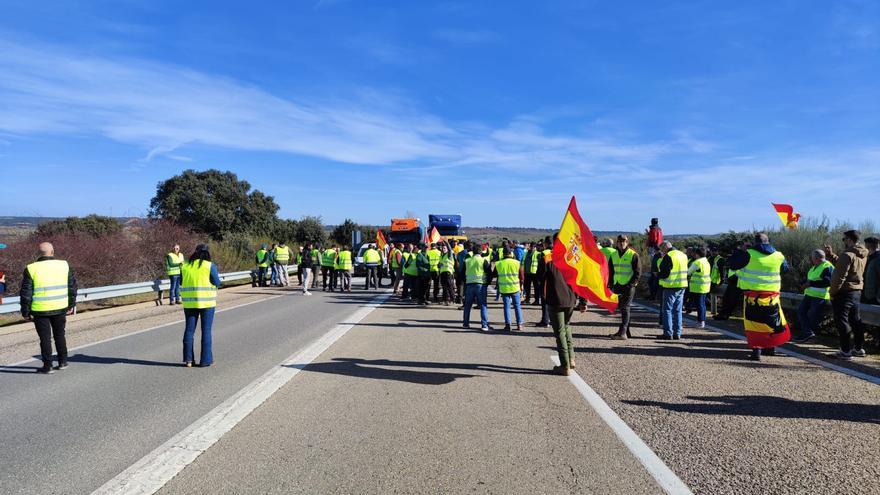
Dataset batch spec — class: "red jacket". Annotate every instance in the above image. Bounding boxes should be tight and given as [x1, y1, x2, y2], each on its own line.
[647, 226, 663, 249]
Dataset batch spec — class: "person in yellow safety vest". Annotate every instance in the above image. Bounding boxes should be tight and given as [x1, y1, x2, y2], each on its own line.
[402, 244, 418, 299]
[274, 242, 291, 288]
[426, 242, 442, 303]
[795, 249, 834, 343]
[463, 244, 491, 331]
[336, 246, 353, 292]
[522, 242, 540, 304]
[180, 244, 220, 368]
[165, 244, 185, 305]
[363, 243, 381, 290]
[657, 241, 689, 340]
[686, 246, 712, 328]
[728, 232, 790, 360]
[599, 238, 616, 276]
[438, 241, 457, 306]
[451, 239, 464, 254]
[19, 242, 78, 374]
[608, 235, 642, 340]
[321, 246, 337, 291]
[495, 247, 524, 331]
[255, 244, 270, 287]
[709, 248, 725, 286]
[390, 243, 404, 294]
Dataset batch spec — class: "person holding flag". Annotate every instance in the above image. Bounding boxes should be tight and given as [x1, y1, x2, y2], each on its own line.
[727, 232, 790, 360]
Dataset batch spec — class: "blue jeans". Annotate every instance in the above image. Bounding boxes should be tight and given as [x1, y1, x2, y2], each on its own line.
[270, 264, 279, 285]
[662, 288, 685, 337]
[501, 292, 523, 326]
[183, 307, 215, 365]
[463, 284, 488, 328]
[797, 295, 828, 338]
[692, 293, 707, 322]
[169, 275, 181, 303]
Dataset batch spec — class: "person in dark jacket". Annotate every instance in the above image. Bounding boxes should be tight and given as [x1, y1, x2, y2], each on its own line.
[20, 242, 78, 373]
[543, 233, 579, 375]
[825, 230, 869, 359]
[300, 244, 314, 296]
[535, 238, 552, 327]
[863, 237, 879, 305]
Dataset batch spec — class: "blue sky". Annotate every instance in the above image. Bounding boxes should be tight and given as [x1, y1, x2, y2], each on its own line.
[1, 0, 878, 233]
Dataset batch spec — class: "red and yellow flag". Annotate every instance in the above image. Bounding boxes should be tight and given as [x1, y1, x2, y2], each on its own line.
[553, 196, 618, 312]
[376, 230, 387, 251]
[425, 226, 441, 244]
[771, 203, 800, 230]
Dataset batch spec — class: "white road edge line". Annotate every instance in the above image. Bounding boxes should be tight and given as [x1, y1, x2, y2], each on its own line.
[4, 294, 286, 368]
[92, 292, 390, 495]
[551, 355, 693, 495]
[632, 302, 880, 386]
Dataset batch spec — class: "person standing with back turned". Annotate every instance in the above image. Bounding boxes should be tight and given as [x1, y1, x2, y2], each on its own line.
[544, 233, 578, 376]
[180, 244, 220, 367]
[657, 241, 688, 340]
[20, 242, 78, 374]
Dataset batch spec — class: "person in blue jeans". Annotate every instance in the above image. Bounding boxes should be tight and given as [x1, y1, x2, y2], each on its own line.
[657, 242, 688, 339]
[180, 244, 221, 368]
[795, 249, 834, 343]
[165, 244, 184, 305]
[462, 245, 491, 331]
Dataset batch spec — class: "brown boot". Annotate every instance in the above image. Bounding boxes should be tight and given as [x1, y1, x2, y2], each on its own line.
[551, 365, 570, 376]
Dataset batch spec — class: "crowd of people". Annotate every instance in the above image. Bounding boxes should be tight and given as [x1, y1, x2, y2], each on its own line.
[9, 218, 880, 375]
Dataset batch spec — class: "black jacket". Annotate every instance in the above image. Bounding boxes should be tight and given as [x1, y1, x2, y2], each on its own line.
[19, 256, 78, 318]
[543, 258, 578, 308]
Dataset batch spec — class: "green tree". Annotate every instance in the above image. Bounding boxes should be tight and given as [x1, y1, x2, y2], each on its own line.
[148, 169, 280, 240]
[271, 219, 299, 244]
[295, 216, 326, 245]
[331, 218, 359, 246]
[36, 214, 123, 238]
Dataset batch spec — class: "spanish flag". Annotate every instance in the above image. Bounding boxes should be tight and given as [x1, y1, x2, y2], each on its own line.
[771, 203, 800, 230]
[376, 230, 387, 251]
[553, 197, 618, 312]
[425, 226, 441, 244]
[743, 291, 791, 348]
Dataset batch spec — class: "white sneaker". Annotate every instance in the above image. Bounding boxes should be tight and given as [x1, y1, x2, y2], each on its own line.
[699, 321, 706, 328]
[481, 326, 490, 332]
[852, 348, 866, 357]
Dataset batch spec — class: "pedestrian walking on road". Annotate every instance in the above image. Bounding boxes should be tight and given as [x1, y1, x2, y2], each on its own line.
[275, 242, 292, 287]
[657, 241, 688, 340]
[543, 234, 578, 376]
[495, 247, 524, 331]
[300, 243, 315, 296]
[728, 233, 790, 360]
[181, 244, 220, 367]
[862, 237, 879, 305]
[19, 242, 77, 373]
[462, 244, 490, 330]
[165, 244, 184, 305]
[794, 249, 833, 342]
[337, 245, 353, 292]
[825, 230, 869, 360]
[609, 235, 641, 339]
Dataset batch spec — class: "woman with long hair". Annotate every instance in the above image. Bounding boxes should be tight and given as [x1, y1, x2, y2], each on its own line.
[180, 244, 221, 367]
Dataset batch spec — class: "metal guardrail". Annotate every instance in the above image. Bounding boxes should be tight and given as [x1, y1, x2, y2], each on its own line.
[0, 266, 298, 315]
[641, 274, 880, 326]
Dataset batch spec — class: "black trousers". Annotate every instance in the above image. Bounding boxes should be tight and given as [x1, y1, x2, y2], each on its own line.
[430, 272, 441, 301]
[417, 275, 430, 303]
[440, 272, 455, 303]
[455, 273, 465, 303]
[523, 273, 535, 301]
[614, 285, 635, 336]
[833, 290, 864, 353]
[321, 266, 332, 290]
[719, 277, 742, 316]
[403, 274, 414, 298]
[257, 267, 268, 287]
[34, 314, 68, 364]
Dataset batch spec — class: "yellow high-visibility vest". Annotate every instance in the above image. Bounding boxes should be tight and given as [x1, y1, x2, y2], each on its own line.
[659, 250, 689, 289]
[737, 249, 784, 292]
[496, 258, 521, 294]
[166, 252, 184, 276]
[181, 261, 217, 309]
[27, 259, 70, 313]
[688, 257, 712, 294]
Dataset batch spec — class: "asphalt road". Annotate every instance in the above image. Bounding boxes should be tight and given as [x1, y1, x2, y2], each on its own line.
[0, 284, 382, 495]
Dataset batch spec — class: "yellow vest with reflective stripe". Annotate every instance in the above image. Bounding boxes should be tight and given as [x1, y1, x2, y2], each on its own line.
[427, 249, 441, 272]
[496, 258, 520, 294]
[27, 259, 70, 312]
[364, 249, 381, 265]
[440, 253, 454, 273]
[737, 249, 784, 292]
[600, 247, 615, 262]
[390, 249, 401, 268]
[710, 255, 722, 284]
[337, 250, 353, 270]
[804, 261, 833, 300]
[166, 252, 184, 276]
[181, 261, 217, 309]
[688, 257, 712, 294]
[274, 246, 291, 264]
[321, 249, 337, 267]
[465, 255, 486, 285]
[660, 250, 689, 289]
[402, 252, 418, 276]
[610, 248, 635, 286]
[256, 249, 269, 268]
[527, 251, 539, 274]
